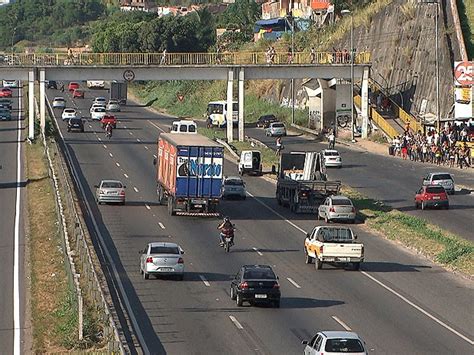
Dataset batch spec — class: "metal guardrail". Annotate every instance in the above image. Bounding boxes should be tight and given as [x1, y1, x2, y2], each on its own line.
[0, 51, 371, 66]
[43, 99, 126, 353]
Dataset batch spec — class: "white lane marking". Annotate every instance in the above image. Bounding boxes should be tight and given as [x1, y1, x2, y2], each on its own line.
[246, 191, 306, 234]
[124, 125, 127, 129]
[103, 145, 107, 149]
[123, 173, 129, 178]
[229, 315, 244, 330]
[136, 138, 141, 142]
[88, 124, 92, 128]
[47, 100, 151, 354]
[287, 277, 301, 289]
[249, 189, 474, 345]
[133, 187, 139, 193]
[252, 247, 263, 256]
[153, 154, 157, 159]
[116, 162, 120, 167]
[148, 120, 166, 133]
[98, 137, 102, 141]
[109, 153, 113, 158]
[199, 275, 210, 287]
[145, 204, 151, 210]
[361, 271, 474, 345]
[158, 222, 166, 230]
[129, 131, 133, 135]
[332, 316, 352, 331]
[14, 88, 22, 355]
[144, 146, 149, 150]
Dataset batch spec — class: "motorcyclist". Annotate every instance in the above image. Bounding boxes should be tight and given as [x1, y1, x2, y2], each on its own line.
[105, 122, 113, 138]
[217, 216, 234, 246]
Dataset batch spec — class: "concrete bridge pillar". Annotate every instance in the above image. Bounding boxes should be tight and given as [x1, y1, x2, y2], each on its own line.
[238, 68, 245, 142]
[361, 66, 370, 139]
[40, 69, 46, 136]
[28, 70, 35, 140]
[226, 69, 234, 143]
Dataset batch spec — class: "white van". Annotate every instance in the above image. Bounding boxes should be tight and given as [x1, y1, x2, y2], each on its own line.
[206, 101, 238, 128]
[170, 120, 197, 134]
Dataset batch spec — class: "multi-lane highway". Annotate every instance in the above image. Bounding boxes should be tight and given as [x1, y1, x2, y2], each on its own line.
[246, 127, 474, 242]
[48, 85, 474, 354]
[0, 88, 26, 355]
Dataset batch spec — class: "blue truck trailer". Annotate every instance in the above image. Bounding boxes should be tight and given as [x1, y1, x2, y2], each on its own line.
[156, 133, 224, 216]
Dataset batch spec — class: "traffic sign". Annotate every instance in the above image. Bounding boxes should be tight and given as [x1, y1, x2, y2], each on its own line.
[123, 69, 135, 82]
[454, 61, 473, 86]
[177, 93, 184, 102]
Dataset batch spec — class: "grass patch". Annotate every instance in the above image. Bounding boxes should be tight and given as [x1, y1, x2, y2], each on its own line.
[27, 141, 78, 352]
[341, 186, 474, 276]
[457, 0, 474, 59]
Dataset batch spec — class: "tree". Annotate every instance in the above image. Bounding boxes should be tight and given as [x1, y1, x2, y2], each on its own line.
[219, 0, 260, 37]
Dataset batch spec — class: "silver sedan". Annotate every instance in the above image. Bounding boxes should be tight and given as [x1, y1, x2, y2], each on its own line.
[139, 242, 185, 280]
[318, 195, 356, 223]
[222, 176, 246, 200]
[106, 100, 121, 112]
[95, 180, 126, 205]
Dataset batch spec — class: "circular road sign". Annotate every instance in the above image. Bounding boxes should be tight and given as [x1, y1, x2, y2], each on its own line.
[454, 61, 473, 86]
[123, 69, 135, 82]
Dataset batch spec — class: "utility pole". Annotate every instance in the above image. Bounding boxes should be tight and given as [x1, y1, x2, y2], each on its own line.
[288, 11, 295, 125]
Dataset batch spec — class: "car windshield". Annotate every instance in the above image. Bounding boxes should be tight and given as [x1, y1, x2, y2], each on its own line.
[272, 123, 284, 128]
[207, 103, 223, 114]
[260, 115, 276, 121]
[65, 109, 75, 113]
[243, 268, 276, 280]
[150, 246, 180, 254]
[325, 338, 364, 353]
[101, 182, 122, 188]
[54, 98, 64, 102]
[95, 108, 106, 112]
[225, 179, 244, 186]
[432, 174, 452, 181]
[426, 186, 445, 193]
[108, 101, 118, 105]
[332, 199, 352, 206]
[316, 227, 353, 242]
[325, 151, 340, 156]
[70, 118, 81, 124]
[96, 98, 106, 101]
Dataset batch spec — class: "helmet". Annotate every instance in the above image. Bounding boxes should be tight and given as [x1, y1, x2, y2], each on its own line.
[224, 216, 230, 222]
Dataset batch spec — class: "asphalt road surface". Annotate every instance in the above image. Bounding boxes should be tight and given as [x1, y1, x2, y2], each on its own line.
[0, 88, 26, 355]
[48, 86, 474, 354]
[246, 127, 474, 242]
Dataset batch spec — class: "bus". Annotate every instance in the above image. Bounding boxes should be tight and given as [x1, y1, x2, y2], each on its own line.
[206, 101, 238, 127]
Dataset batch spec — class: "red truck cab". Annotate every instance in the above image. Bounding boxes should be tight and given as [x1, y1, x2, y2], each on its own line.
[101, 115, 117, 129]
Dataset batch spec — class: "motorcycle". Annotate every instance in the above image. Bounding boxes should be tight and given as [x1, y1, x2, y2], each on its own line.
[105, 127, 113, 139]
[220, 226, 235, 253]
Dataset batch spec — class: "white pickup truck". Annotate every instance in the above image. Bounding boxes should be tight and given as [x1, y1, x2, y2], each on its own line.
[87, 80, 105, 89]
[304, 226, 364, 270]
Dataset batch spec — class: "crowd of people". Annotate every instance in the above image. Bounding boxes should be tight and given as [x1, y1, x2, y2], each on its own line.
[390, 122, 472, 169]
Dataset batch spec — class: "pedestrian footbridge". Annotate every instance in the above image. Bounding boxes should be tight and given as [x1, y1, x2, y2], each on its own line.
[0, 51, 371, 143]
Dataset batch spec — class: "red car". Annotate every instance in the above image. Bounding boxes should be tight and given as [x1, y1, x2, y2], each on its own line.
[73, 89, 84, 99]
[101, 115, 117, 129]
[415, 185, 449, 210]
[0, 87, 13, 98]
[68, 82, 80, 92]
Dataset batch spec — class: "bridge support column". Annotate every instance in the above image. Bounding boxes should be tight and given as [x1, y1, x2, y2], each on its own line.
[238, 68, 244, 142]
[226, 70, 234, 143]
[28, 70, 35, 140]
[361, 66, 370, 139]
[40, 69, 46, 136]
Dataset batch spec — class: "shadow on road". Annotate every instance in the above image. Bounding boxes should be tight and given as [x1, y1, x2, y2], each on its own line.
[361, 261, 432, 272]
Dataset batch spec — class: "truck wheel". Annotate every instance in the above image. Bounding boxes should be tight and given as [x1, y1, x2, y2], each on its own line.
[305, 252, 313, 264]
[352, 262, 361, 271]
[315, 259, 323, 270]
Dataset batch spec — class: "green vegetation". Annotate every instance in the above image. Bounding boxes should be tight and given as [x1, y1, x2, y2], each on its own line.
[91, 8, 215, 52]
[342, 187, 474, 276]
[457, 0, 474, 58]
[0, 0, 108, 49]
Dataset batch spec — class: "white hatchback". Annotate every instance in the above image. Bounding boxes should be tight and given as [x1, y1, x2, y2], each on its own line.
[302, 331, 367, 355]
[91, 107, 106, 121]
[52, 97, 66, 109]
[322, 149, 342, 168]
[61, 108, 77, 121]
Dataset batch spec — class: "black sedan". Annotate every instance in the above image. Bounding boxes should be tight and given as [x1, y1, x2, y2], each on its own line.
[256, 114, 278, 128]
[67, 117, 84, 132]
[230, 265, 281, 308]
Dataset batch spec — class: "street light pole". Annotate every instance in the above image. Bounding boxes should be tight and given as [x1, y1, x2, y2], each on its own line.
[290, 12, 295, 125]
[434, 1, 440, 133]
[342, 10, 355, 142]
